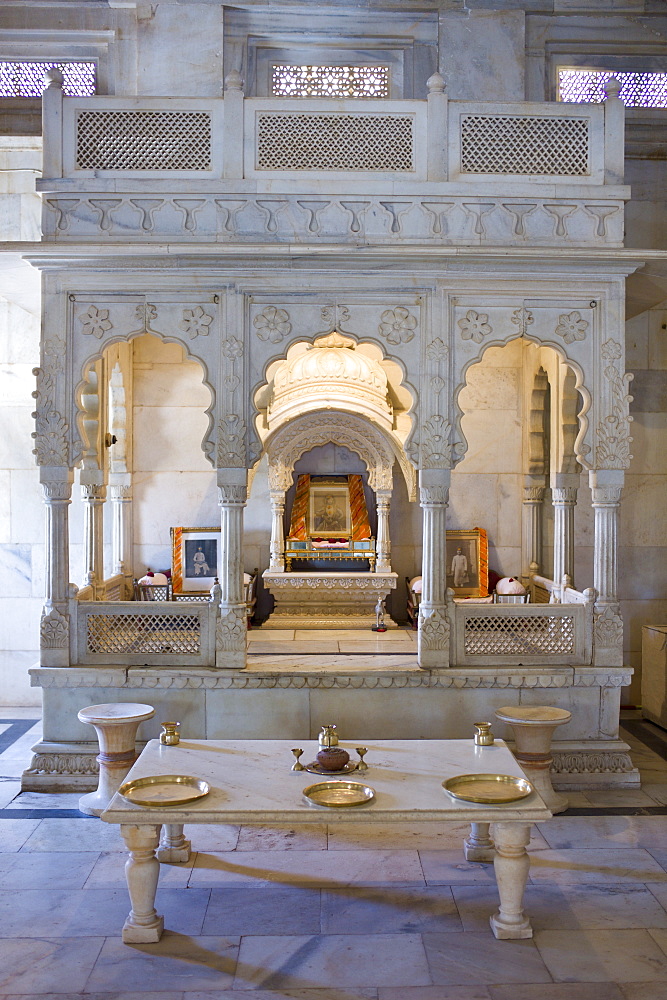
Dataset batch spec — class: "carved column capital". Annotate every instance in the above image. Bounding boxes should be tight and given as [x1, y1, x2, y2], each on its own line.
[591, 485, 623, 505]
[419, 485, 449, 506]
[552, 487, 578, 504]
[217, 484, 247, 506]
[109, 484, 132, 501]
[523, 486, 545, 504]
[42, 481, 72, 502]
[81, 483, 107, 502]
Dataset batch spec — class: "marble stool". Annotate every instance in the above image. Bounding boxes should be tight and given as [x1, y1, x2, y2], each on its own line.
[495, 705, 572, 814]
[77, 703, 155, 816]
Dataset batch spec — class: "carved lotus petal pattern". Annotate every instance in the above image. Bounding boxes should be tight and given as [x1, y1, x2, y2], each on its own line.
[254, 306, 291, 343]
[378, 306, 417, 345]
[180, 305, 213, 340]
[555, 310, 588, 344]
[80, 305, 112, 339]
[458, 310, 492, 343]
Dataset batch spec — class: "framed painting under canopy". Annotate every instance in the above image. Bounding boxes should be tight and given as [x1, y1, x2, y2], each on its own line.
[171, 526, 220, 594]
[446, 528, 488, 598]
[309, 483, 352, 538]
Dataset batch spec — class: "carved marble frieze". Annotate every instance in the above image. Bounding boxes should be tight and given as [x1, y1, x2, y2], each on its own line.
[42, 194, 625, 247]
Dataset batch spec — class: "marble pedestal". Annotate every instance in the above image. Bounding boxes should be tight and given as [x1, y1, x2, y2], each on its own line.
[496, 705, 572, 814]
[262, 571, 398, 628]
[76, 702, 155, 816]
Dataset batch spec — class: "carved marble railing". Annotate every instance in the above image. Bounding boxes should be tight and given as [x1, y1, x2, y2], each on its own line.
[452, 601, 594, 667]
[38, 74, 627, 248]
[70, 598, 218, 667]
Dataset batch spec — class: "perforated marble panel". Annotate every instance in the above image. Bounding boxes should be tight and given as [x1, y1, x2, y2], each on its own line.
[86, 612, 201, 654]
[76, 111, 212, 170]
[272, 65, 389, 98]
[464, 614, 575, 656]
[460, 115, 589, 175]
[559, 69, 667, 109]
[256, 112, 413, 171]
[0, 61, 96, 97]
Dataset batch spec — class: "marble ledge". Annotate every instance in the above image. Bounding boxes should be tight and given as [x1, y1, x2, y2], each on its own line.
[28, 664, 632, 691]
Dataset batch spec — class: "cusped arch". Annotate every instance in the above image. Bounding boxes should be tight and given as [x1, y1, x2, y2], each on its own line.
[265, 412, 415, 500]
[71, 327, 217, 469]
[452, 335, 592, 471]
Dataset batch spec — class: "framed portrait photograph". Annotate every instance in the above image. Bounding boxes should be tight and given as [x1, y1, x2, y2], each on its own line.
[446, 528, 488, 598]
[171, 526, 221, 594]
[308, 484, 351, 538]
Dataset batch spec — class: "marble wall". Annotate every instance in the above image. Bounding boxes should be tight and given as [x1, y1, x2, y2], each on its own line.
[0, 138, 43, 705]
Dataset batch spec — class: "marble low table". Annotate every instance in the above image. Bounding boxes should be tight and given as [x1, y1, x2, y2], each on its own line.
[101, 738, 551, 943]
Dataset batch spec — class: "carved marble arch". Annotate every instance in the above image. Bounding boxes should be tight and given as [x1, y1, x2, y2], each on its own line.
[71, 330, 217, 470]
[264, 412, 415, 501]
[451, 338, 592, 472]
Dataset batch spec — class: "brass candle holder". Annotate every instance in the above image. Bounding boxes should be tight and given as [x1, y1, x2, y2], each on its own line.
[160, 721, 181, 746]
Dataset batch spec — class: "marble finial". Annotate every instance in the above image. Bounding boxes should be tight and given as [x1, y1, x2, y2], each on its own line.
[604, 76, 621, 100]
[427, 72, 446, 96]
[225, 70, 244, 93]
[44, 67, 64, 90]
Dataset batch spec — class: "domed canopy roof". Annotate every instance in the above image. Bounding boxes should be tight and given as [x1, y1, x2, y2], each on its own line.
[268, 331, 392, 430]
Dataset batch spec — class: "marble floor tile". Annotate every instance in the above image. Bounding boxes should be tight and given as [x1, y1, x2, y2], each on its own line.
[2, 994, 185, 1000]
[234, 933, 431, 989]
[187, 991, 378, 1000]
[293, 630, 410, 640]
[0, 817, 40, 850]
[5, 791, 84, 810]
[452, 883, 667, 932]
[582, 790, 659, 807]
[534, 928, 667, 982]
[185, 823, 240, 851]
[236, 824, 328, 851]
[189, 850, 425, 888]
[248, 630, 295, 640]
[528, 849, 667, 884]
[0, 851, 99, 890]
[379, 988, 491, 1000]
[0, 779, 21, 808]
[642, 783, 667, 804]
[337, 642, 422, 653]
[650, 926, 667, 955]
[86, 849, 193, 888]
[20, 816, 126, 852]
[328, 821, 547, 852]
[647, 882, 667, 914]
[0, 886, 210, 938]
[0, 937, 105, 993]
[421, 932, 552, 985]
[540, 816, 667, 852]
[249, 641, 342, 654]
[618, 982, 667, 1000]
[321, 884, 462, 934]
[419, 850, 498, 885]
[87, 933, 239, 992]
[489, 985, 625, 1000]
[203, 886, 321, 935]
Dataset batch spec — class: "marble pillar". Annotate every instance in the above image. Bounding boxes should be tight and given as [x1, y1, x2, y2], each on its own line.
[375, 488, 392, 574]
[269, 490, 286, 572]
[418, 469, 450, 669]
[40, 476, 72, 667]
[590, 471, 624, 667]
[81, 482, 106, 600]
[109, 480, 132, 595]
[217, 473, 248, 669]
[521, 482, 544, 584]
[551, 477, 578, 592]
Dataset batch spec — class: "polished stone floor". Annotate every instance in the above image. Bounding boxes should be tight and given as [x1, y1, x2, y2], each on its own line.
[1, 708, 667, 999]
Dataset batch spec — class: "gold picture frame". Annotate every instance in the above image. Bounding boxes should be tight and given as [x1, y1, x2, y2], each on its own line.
[171, 526, 220, 595]
[308, 483, 351, 538]
[446, 528, 488, 598]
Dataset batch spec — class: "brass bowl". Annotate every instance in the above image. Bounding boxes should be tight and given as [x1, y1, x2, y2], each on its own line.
[442, 773, 534, 804]
[119, 774, 210, 806]
[303, 780, 375, 808]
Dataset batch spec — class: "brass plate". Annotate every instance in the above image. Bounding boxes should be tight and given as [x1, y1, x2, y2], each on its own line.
[303, 760, 359, 776]
[443, 773, 534, 804]
[119, 774, 210, 807]
[303, 780, 375, 808]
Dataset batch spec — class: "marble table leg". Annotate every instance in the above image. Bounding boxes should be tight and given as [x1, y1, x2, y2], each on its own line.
[464, 821, 495, 862]
[157, 823, 191, 863]
[120, 823, 164, 943]
[489, 821, 532, 940]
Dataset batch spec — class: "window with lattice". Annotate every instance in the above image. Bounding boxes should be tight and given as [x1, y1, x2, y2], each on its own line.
[272, 65, 389, 98]
[0, 61, 96, 97]
[558, 69, 667, 108]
